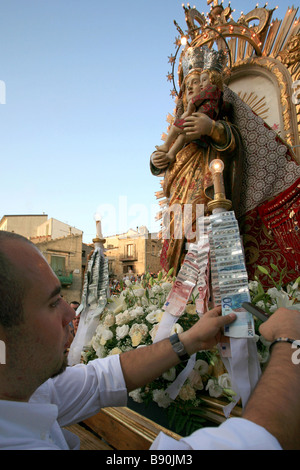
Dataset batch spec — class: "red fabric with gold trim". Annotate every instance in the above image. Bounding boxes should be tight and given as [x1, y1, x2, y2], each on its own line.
[257, 177, 300, 272]
[240, 178, 300, 287]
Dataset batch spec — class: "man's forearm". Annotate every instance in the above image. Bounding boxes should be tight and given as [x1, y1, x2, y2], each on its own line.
[119, 337, 180, 392]
[119, 308, 236, 393]
[243, 342, 300, 449]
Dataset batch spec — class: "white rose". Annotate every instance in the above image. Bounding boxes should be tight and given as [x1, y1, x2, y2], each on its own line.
[147, 305, 157, 312]
[217, 373, 231, 389]
[103, 313, 115, 328]
[185, 304, 197, 315]
[94, 345, 106, 358]
[194, 359, 209, 376]
[162, 367, 176, 381]
[129, 323, 148, 337]
[111, 295, 127, 314]
[95, 324, 106, 336]
[152, 389, 171, 408]
[133, 288, 145, 297]
[146, 311, 157, 324]
[149, 324, 159, 341]
[206, 378, 223, 398]
[151, 285, 162, 294]
[116, 324, 130, 340]
[154, 309, 164, 322]
[256, 300, 266, 309]
[179, 383, 196, 401]
[248, 280, 259, 292]
[171, 323, 184, 335]
[129, 388, 144, 403]
[188, 370, 204, 390]
[129, 323, 148, 347]
[108, 347, 122, 356]
[161, 282, 172, 292]
[130, 306, 144, 319]
[100, 328, 113, 345]
[146, 309, 163, 324]
[115, 310, 131, 325]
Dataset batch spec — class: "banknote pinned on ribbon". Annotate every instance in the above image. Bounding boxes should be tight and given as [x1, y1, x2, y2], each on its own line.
[221, 292, 255, 338]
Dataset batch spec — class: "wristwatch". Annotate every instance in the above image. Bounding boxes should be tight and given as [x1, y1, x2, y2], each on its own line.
[169, 333, 190, 362]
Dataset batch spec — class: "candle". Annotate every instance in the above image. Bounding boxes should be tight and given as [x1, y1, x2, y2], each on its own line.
[96, 220, 103, 239]
[209, 159, 225, 196]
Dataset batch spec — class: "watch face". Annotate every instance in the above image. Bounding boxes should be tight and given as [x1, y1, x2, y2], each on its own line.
[173, 341, 185, 356]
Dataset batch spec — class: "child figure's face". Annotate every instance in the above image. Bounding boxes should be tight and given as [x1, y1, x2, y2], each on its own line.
[199, 72, 211, 90]
[185, 71, 211, 102]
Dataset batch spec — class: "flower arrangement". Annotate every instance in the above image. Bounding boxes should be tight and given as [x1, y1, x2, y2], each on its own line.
[83, 270, 234, 435]
[249, 264, 300, 364]
[83, 265, 299, 436]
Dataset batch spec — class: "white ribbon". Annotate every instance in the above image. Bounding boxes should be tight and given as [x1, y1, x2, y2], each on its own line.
[153, 216, 210, 399]
[68, 247, 109, 366]
[209, 211, 261, 415]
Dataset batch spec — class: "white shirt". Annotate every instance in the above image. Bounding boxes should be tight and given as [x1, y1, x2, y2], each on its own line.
[150, 418, 282, 450]
[0, 354, 282, 450]
[0, 355, 127, 450]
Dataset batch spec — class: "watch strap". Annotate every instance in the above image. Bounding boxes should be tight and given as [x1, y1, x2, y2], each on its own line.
[169, 333, 190, 362]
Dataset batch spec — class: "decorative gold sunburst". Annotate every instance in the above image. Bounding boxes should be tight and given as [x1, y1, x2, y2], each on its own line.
[237, 91, 269, 120]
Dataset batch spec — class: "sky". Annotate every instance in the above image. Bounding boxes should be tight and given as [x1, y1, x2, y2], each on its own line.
[0, 0, 292, 243]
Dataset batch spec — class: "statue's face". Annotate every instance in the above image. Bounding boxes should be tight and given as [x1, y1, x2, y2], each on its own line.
[185, 71, 211, 102]
[199, 71, 211, 90]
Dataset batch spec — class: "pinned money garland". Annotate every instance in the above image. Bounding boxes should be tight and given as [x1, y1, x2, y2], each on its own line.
[83, 258, 300, 436]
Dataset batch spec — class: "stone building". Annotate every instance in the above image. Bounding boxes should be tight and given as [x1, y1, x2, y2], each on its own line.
[0, 214, 92, 303]
[104, 226, 162, 280]
[34, 234, 85, 303]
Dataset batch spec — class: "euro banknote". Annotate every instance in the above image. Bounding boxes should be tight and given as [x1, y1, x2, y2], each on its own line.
[221, 292, 255, 338]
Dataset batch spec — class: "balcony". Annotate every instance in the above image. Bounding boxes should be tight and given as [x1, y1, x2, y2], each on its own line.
[120, 244, 137, 261]
[55, 270, 73, 286]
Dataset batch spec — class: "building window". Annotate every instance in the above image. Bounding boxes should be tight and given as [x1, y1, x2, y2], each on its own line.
[51, 255, 65, 275]
[108, 260, 114, 273]
[126, 244, 134, 257]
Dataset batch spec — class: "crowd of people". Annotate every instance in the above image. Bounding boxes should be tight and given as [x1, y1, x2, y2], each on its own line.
[109, 272, 158, 295]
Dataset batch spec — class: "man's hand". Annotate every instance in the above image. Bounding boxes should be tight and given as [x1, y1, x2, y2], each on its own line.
[259, 307, 300, 342]
[243, 306, 300, 450]
[179, 306, 236, 354]
[183, 112, 214, 137]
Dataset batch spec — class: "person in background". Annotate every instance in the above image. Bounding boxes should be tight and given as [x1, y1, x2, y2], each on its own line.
[70, 301, 80, 336]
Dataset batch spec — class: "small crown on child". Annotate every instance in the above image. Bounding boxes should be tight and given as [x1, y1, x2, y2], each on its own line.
[182, 45, 228, 79]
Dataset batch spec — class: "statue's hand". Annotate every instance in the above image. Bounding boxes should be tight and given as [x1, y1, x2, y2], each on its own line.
[151, 150, 174, 169]
[183, 112, 214, 138]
